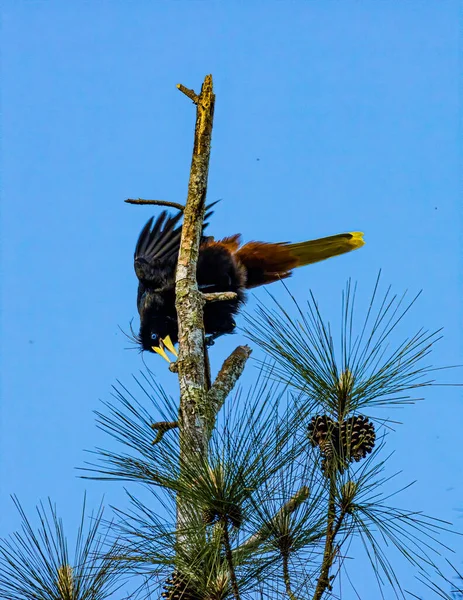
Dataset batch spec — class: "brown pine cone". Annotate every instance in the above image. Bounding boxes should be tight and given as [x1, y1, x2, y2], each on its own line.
[161, 571, 201, 600]
[340, 415, 376, 462]
[308, 415, 337, 447]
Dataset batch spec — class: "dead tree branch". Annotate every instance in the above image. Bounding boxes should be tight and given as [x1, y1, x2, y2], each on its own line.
[125, 198, 185, 210]
[177, 83, 199, 104]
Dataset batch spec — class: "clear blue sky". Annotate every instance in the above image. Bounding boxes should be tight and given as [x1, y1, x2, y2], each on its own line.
[1, 2, 461, 597]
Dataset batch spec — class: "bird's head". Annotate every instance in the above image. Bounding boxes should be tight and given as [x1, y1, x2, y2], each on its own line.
[138, 316, 179, 362]
[137, 289, 177, 348]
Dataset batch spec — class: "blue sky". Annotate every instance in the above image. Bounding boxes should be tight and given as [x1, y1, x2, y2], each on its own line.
[1, 1, 461, 597]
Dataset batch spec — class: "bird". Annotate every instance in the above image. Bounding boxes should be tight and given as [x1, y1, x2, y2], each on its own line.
[133, 206, 364, 356]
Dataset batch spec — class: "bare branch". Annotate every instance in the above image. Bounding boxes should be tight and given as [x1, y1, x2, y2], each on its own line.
[125, 198, 185, 211]
[177, 83, 199, 104]
[150, 421, 179, 445]
[203, 291, 238, 303]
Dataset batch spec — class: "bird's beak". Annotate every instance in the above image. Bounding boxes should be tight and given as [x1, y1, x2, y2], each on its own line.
[152, 335, 178, 363]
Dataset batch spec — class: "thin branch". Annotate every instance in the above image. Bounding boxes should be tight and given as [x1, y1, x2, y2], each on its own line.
[125, 198, 185, 211]
[177, 83, 199, 104]
[235, 486, 310, 559]
[312, 479, 348, 600]
[206, 346, 252, 431]
[203, 291, 239, 303]
[282, 552, 298, 600]
[150, 421, 178, 445]
[221, 520, 241, 600]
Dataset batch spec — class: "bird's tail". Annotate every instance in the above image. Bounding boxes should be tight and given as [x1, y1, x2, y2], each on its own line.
[236, 232, 364, 289]
[288, 232, 364, 267]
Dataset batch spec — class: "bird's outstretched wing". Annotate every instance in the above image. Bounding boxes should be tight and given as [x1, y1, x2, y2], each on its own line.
[134, 210, 183, 281]
[134, 203, 218, 281]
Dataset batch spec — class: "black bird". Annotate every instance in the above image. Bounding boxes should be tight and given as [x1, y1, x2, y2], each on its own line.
[133, 208, 364, 354]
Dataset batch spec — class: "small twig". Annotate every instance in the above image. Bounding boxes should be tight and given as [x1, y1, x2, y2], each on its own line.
[206, 346, 252, 430]
[125, 198, 185, 211]
[151, 421, 179, 445]
[234, 486, 309, 560]
[177, 83, 199, 104]
[202, 292, 238, 303]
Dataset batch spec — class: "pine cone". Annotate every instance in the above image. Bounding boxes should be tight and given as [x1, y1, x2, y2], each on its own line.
[309, 414, 375, 475]
[308, 415, 336, 447]
[202, 503, 243, 529]
[202, 507, 219, 526]
[227, 503, 243, 529]
[340, 415, 375, 462]
[309, 415, 339, 475]
[161, 571, 201, 600]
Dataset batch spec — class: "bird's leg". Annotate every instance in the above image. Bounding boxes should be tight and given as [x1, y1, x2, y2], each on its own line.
[205, 334, 219, 347]
[205, 321, 236, 347]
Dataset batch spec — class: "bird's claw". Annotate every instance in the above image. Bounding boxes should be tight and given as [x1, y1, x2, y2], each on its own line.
[205, 336, 215, 347]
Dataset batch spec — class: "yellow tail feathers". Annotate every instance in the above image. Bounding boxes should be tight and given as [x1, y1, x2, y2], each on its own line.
[288, 232, 364, 267]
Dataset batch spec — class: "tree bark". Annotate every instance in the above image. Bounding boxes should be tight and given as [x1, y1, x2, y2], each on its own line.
[175, 75, 216, 531]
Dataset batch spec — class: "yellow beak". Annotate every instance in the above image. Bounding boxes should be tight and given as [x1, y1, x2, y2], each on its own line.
[152, 335, 178, 363]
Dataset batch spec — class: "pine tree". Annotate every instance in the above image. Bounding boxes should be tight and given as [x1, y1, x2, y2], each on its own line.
[0, 74, 461, 600]
[0, 496, 124, 599]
